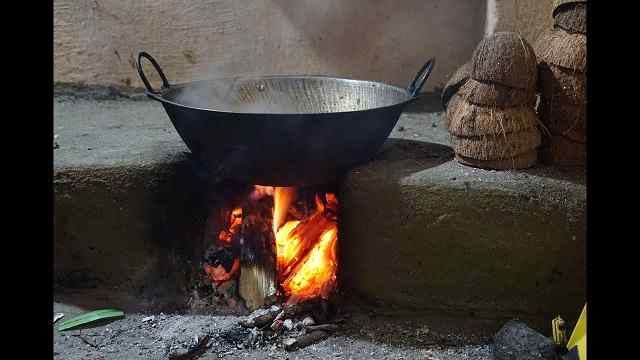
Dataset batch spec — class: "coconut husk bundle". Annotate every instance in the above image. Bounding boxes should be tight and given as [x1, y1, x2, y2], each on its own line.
[458, 78, 536, 108]
[471, 32, 538, 90]
[537, 96, 585, 143]
[451, 129, 541, 161]
[534, 26, 587, 166]
[447, 99, 538, 137]
[553, 0, 587, 35]
[537, 62, 587, 104]
[534, 29, 586, 72]
[537, 79, 587, 143]
[443, 32, 541, 170]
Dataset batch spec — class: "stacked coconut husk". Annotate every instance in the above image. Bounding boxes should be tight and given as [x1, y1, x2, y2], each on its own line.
[444, 32, 541, 170]
[534, 0, 587, 166]
[553, 0, 587, 35]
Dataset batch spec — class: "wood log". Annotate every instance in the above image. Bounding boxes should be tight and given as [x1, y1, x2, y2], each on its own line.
[239, 265, 276, 311]
[238, 213, 277, 311]
[238, 310, 279, 328]
[284, 331, 330, 351]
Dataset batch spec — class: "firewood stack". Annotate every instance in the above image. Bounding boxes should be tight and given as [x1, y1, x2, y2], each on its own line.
[443, 32, 541, 170]
[534, 0, 587, 166]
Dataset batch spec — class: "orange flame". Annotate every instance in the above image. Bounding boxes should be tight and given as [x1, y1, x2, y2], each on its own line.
[282, 225, 338, 303]
[270, 187, 339, 303]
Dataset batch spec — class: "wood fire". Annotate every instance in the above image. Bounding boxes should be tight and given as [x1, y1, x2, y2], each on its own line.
[204, 185, 339, 308]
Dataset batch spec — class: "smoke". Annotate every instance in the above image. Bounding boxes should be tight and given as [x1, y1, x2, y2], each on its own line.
[174, 80, 235, 109]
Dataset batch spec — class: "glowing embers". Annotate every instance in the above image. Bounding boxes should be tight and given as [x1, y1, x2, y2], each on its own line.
[203, 207, 242, 287]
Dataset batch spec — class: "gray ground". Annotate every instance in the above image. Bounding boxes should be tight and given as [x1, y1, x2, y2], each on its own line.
[54, 302, 494, 360]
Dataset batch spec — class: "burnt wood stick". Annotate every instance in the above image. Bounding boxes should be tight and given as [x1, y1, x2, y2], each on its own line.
[168, 335, 211, 360]
[284, 330, 330, 351]
[238, 311, 279, 328]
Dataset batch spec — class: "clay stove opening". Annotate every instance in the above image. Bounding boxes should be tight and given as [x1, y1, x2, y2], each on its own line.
[201, 184, 340, 313]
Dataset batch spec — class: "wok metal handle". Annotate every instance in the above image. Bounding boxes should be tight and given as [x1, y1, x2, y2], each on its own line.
[136, 51, 170, 94]
[407, 58, 436, 98]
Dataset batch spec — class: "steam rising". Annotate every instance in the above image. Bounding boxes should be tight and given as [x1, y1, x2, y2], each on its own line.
[174, 75, 301, 114]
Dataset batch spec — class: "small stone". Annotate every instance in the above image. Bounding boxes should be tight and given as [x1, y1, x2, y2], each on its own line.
[142, 316, 155, 323]
[398, 126, 405, 131]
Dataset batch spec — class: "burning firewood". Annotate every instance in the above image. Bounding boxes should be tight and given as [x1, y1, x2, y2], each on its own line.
[204, 185, 339, 313]
[277, 209, 335, 278]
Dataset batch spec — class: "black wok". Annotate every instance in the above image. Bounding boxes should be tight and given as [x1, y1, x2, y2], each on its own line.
[136, 52, 435, 186]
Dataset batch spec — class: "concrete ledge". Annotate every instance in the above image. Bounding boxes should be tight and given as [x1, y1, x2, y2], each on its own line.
[54, 94, 585, 324]
[340, 138, 585, 324]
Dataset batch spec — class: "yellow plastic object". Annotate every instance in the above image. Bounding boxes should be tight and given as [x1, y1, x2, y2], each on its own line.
[567, 304, 587, 359]
[552, 316, 568, 346]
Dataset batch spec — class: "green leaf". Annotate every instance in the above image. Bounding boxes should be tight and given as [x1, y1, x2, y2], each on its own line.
[56, 309, 125, 331]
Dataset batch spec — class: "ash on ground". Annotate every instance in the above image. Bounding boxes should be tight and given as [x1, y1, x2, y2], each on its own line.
[53, 302, 495, 360]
